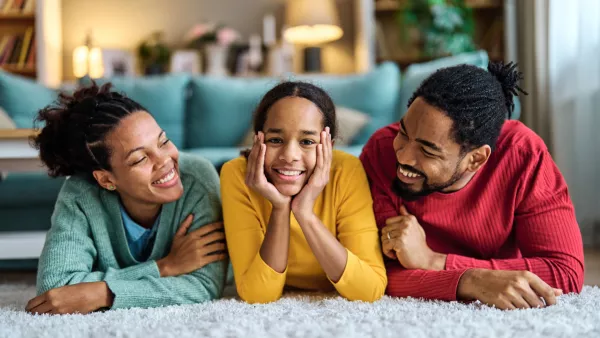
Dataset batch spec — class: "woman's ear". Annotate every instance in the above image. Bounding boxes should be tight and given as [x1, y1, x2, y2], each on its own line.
[93, 170, 117, 191]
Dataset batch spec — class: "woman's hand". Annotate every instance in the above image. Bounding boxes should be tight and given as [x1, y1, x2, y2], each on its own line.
[26, 282, 113, 315]
[245, 131, 292, 209]
[157, 215, 227, 277]
[291, 127, 332, 221]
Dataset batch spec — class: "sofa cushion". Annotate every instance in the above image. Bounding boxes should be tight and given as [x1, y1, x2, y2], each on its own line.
[399, 50, 521, 120]
[0, 107, 16, 129]
[291, 61, 400, 145]
[0, 70, 57, 128]
[93, 74, 190, 148]
[237, 105, 370, 148]
[0, 173, 65, 207]
[399, 50, 489, 118]
[184, 147, 246, 168]
[186, 62, 401, 148]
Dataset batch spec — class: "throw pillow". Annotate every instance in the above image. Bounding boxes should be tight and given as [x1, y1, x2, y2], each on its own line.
[0, 107, 16, 129]
[237, 105, 370, 147]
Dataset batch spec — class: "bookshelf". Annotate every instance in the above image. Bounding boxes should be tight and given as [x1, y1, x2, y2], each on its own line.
[0, 0, 62, 87]
[374, 0, 506, 69]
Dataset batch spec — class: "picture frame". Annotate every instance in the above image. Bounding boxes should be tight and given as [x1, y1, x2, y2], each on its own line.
[170, 50, 201, 74]
[101, 49, 136, 77]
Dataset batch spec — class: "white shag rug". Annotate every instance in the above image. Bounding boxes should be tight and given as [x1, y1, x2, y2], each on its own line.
[1, 283, 599, 338]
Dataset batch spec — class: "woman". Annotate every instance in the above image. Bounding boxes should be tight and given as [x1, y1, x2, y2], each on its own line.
[26, 83, 227, 314]
[220, 82, 387, 303]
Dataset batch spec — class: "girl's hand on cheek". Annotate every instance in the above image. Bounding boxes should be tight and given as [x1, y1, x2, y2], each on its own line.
[245, 131, 292, 209]
[292, 127, 332, 220]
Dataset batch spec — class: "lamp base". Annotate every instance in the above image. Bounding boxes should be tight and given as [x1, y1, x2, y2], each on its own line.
[304, 47, 321, 73]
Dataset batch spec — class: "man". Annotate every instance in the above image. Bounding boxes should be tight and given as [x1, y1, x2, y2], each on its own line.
[359, 62, 584, 310]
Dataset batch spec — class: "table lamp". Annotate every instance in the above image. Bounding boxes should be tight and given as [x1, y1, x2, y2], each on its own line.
[284, 0, 343, 73]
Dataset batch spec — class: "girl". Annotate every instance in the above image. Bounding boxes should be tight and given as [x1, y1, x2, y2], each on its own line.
[26, 83, 227, 314]
[220, 82, 387, 303]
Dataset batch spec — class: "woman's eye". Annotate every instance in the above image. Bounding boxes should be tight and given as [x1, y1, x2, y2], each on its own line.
[160, 139, 170, 146]
[131, 157, 147, 166]
[267, 138, 282, 144]
[300, 139, 316, 146]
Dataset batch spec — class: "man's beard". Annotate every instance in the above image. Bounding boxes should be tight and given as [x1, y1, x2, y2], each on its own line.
[391, 162, 465, 201]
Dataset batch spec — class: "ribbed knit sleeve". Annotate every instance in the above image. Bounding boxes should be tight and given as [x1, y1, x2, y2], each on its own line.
[445, 149, 584, 293]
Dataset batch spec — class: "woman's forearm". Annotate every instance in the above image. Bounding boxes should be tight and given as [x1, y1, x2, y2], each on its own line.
[296, 213, 348, 282]
[259, 204, 291, 273]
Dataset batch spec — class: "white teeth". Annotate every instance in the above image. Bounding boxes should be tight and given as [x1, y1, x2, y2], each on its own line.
[276, 169, 302, 176]
[153, 169, 176, 185]
[399, 167, 420, 178]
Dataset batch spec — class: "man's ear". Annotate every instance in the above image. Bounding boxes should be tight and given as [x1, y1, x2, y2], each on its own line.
[93, 170, 117, 191]
[466, 145, 491, 172]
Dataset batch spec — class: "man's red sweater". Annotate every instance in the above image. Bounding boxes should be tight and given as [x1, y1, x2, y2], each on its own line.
[359, 120, 584, 301]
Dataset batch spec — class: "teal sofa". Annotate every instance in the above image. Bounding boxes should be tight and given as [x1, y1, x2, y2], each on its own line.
[0, 50, 518, 265]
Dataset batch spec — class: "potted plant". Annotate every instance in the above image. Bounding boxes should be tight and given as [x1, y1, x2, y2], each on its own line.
[184, 23, 240, 76]
[138, 31, 171, 75]
[400, 0, 476, 58]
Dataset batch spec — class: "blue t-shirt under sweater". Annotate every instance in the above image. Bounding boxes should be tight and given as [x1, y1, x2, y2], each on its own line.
[119, 204, 160, 262]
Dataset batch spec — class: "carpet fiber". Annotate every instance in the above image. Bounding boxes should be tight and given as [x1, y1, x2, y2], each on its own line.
[1, 283, 599, 338]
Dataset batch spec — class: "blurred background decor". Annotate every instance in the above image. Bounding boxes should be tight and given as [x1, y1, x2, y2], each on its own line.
[283, 0, 344, 73]
[400, 0, 476, 58]
[170, 50, 201, 74]
[137, 31, 171, 75]
[72, 31, 103, 80]
[102, 49, 135, 78]
[184, 22, 240, 76]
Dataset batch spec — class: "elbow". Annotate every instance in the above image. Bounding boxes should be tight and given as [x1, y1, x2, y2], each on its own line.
[236, 285, 282, 304]
[552, 258, 585, 294]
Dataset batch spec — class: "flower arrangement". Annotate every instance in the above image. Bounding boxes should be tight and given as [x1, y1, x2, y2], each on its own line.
[184, 23, 240, 48]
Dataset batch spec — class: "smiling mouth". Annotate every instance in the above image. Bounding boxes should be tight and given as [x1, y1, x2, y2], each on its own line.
[397, 166, 423, 179]
[274, 169, 305, 177]
[152, 168, 177, 185]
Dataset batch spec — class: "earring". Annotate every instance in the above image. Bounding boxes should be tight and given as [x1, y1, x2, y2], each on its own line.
[108, 185, 116, 191]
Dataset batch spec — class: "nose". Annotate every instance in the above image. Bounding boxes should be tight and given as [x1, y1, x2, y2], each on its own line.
[154, 151, 171, 170]
[395, 143, 418, 168]
[279, 142, 301, 163]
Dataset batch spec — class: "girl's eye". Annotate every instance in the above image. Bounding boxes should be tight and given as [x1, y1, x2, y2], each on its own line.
[267, 138, 283, 144]
[131, 157, 147, 166]
[300, 139, 316, 146]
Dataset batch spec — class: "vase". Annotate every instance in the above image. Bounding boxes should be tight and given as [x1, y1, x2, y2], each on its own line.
[204, 44, 229, 76]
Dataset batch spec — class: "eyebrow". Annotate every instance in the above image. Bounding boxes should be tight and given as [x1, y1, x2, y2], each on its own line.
[266, 128, 318, 136]
[400, 119, 443, 153]
[125, 130, 165, 159]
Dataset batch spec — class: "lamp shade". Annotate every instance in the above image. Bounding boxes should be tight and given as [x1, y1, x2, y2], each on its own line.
[284, 0, 343, 45]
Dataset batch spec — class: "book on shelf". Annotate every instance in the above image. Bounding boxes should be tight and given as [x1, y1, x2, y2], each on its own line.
[1, 0, 35, 14]
[0, 28, 36, 70]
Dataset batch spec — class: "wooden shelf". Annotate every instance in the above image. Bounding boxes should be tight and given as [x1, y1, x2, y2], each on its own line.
[0, 13, 35, 21]
[375, 0, 502, 12]
[379, 53, 504, 67]
[375, 0, 403, 12]
[0, 129, 38, 140]
[1, 65, 37, 76]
